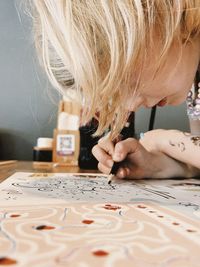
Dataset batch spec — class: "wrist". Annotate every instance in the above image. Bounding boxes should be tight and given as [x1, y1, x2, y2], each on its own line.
[140, 129, 168, 153]
[153, 129, 168, 153]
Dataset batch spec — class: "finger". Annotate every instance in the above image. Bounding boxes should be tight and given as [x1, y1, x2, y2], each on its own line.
[113, 138, 141, 162]
[112, 135, 122, 144]
[116, 167, 130, 179]
[98, 136, 115, 155]
[117, 166, 145, 180]
[98, 162, 111, 174]
[92, 144, 113, 168]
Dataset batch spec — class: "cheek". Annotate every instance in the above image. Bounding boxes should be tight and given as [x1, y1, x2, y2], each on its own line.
[169, 91, 190, 105]
[165, 73, 194, 101]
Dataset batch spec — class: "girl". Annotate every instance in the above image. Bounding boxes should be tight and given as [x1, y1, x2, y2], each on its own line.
[29, 0, 200, 179]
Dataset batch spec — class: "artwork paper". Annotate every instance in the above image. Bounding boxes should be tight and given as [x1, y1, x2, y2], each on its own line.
[0, 172, 199, 217]
[0, 172, 200, 266]
[0, 202, 200, 267]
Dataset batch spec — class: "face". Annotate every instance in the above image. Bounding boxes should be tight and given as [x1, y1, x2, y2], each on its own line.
[127, 38, 200, 111]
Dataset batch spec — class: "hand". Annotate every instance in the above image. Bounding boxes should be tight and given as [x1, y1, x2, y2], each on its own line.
[92, 135, 191, 179]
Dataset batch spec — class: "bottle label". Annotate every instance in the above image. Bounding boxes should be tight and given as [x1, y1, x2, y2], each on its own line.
[56, 134, 75, 155]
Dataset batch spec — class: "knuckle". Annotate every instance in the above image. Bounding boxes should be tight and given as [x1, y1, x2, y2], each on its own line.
[91, 145, 98, 156]
[115, 142, 125, 152]
[99, 155, 108, 166]
[126, 137, 134, 142]
[92, 145, 112, 167]
[98, 163, 110, 174]
[98, 137, 104, 144]
[98, 135, 108, 144]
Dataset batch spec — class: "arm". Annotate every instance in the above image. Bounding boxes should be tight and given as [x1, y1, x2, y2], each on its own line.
[92, 134, 200, 179]
[140, 129, 200, 171]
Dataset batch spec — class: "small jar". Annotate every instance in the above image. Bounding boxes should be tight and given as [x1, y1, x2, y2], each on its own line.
[33, 138, 53, 162]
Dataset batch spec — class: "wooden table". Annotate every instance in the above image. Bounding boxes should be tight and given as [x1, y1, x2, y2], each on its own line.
[0, 161, 95, 182]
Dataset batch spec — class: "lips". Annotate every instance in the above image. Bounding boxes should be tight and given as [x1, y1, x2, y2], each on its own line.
[157, 98, 167, 107]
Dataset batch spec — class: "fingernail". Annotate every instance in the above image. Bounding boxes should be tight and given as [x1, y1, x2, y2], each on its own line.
[113, 153, 121, 161]
[118, 169, 125, 178]
[124, 168, 130, 176]
[107, 159, 113, 168]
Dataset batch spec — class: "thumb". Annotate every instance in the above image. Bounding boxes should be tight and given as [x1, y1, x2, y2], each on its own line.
[113, 138, 142, 162]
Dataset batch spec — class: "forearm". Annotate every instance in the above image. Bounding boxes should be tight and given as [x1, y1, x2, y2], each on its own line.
[160, 130, 200, 170]
[152, 151, 200, 178]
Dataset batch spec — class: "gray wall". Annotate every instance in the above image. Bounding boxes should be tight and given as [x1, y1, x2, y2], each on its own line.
[136, 104, 189, 134]
[0, 0, 60, 160]
[0, 0, 189, 160]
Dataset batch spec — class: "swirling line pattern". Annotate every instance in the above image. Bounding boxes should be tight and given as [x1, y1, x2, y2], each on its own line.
[0, 202, 199, 267]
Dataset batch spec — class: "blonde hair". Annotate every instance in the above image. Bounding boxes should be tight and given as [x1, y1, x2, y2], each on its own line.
[27, 0, 200, 138]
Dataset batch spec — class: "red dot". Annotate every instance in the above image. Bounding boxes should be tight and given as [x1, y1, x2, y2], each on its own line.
[82, 220, 94, 224]
[137, 205, 146, 209]
[103, 205, 121, 211]
[172, 222, 179, 225]
[35, 225, 55, 230]
[187, 229, 196, 233]
[10, 214, 20, 218]
[92, 250, 109, 257]
[0, 257, 17, 265]
[157, 215, 164, 218]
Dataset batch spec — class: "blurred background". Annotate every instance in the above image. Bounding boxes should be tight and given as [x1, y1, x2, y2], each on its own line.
[0, 0, 189, 160]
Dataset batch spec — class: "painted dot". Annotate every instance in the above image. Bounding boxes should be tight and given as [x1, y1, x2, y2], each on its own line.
[103, 204, 121, 211]
[92, 250, 109, 257]
[172, 222, 180, 226]
[10, 214, 20, 218]
[35, 225, 55, 230]
[137, 205, 146, 209]
[149, 210, 156, 213]
[157, 215, 164, 218]
[186, 229, 196, 233]
[0, 257, 17, 265]
[82, 220, 94, 224]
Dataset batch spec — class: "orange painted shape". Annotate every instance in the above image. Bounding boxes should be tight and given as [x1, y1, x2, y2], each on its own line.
[0, 257, 17, 265]
[36, 225, 55, 230]
[92, 250, 109, 257]
[172, 222, 180, 225]
[82, 220, 94, 224]
[103, 204, 121, 211]
[10, 214, 20, 218]
[137, 205, 147, 209]
[187, 229, 196, 233]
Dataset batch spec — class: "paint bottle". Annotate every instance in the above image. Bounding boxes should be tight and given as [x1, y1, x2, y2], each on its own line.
[33, 138, 53, 162]
[52, 98, 81, 166]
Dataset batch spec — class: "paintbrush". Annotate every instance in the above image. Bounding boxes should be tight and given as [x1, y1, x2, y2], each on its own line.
[108, 112, 135, 184]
